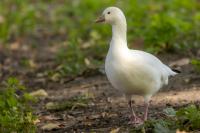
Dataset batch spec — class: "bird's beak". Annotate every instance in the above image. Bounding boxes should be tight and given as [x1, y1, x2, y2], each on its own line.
[95, 15, 105, 23]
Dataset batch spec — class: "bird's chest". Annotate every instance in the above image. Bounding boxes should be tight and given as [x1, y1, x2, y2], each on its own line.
[105, 54, 135, 91]
[105, 53, 157, 95]
[105, 59, 128, 82]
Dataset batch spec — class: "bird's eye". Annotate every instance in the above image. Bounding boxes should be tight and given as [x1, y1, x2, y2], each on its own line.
[107, 12, 111, 14]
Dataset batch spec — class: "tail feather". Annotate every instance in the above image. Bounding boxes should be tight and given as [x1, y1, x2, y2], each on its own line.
[172, 68, 181, 74]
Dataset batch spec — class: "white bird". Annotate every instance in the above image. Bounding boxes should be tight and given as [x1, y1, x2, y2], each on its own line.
[95, 7, 179, 125]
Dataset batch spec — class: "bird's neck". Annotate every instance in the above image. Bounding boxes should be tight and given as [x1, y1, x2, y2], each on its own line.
[110, 20, 128, 51]
[108, 21, 128, 59]
[112, 21, 127, 42]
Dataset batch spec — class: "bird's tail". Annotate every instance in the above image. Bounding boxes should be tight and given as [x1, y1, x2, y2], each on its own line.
[170, 68, 181, 76]
[172, 68, 181, 73]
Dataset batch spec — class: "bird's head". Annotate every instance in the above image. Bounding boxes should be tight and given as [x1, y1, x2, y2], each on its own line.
[95, 7, 126, 25]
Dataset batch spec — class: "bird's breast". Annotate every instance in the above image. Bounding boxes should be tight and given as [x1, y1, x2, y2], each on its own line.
[105, 54, 160, 96]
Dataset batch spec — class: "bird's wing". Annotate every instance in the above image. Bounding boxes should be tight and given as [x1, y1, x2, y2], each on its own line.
[130, 50, 177, 85]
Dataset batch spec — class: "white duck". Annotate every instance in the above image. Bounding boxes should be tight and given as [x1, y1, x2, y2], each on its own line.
[95, 7, 178, 125]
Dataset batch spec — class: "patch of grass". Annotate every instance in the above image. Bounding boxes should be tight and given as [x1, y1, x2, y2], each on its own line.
[55, 34, 106, 77]
[46, 95, 91, 111]
[0, 77, 36, 133]
[176, 104, 200, 130]
[56, 41, 86, 76]
[131, 105, 200, 132]
[191, 59, 200, 73]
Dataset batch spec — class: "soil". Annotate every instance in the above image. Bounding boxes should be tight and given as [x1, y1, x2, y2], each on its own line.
[0, 39, 200, 133]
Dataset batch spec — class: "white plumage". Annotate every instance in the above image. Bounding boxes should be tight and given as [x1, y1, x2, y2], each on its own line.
[96, 7, 178, 125]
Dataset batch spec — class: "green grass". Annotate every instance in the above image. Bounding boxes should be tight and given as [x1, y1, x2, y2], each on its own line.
[0, 77, 36, 133]
[45, 94, 90, 111]
[131, 105, 200, 133]
[1, 0, 200, 76]
[191, 58, 200, 73]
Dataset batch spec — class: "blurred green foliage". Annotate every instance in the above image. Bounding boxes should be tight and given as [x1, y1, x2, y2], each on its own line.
[0, 77, 36, 132]
[0, 0, 200, 76]
[191, 58, 200, 72]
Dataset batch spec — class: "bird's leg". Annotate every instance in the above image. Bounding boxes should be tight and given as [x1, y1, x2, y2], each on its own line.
[143, 101, 149, 121]
[128, 100, 143, 125]
[128, 100, 137, 118]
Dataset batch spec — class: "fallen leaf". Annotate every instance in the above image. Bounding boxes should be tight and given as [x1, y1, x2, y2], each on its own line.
[101, 112, 107, 118]
[184, 78, 190, 83]
[33, 119, 40, 125]
[10, 42, 20, 50]
[29, 89, 48, 98]
[29, 60, 37, 68]
[41, 123, 60, 131]
[176, 129, 188, 133]
[169, 58, 190, 67]
[50, 73, 61, 82]
[84, 58, 91, 67]
[36, 72, 46, 78]
[66, 115, 75, 120]
[40, 115, 61, 121]
[90, 30, 100, 40]
[71, 102, 87, 110]
[21, 44, 29, 51]
[82, 41, 92, 49]
[108, 113, 118, 118]
[110, 128, 120, 133]
[45, 102, 57, 110]
[0, 15, 5, 24]
[89, 114, 101, 120]
[83, 120, 92, 126]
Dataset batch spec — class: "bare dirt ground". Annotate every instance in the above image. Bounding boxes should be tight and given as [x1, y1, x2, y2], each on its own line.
[0, 40, 200, 132]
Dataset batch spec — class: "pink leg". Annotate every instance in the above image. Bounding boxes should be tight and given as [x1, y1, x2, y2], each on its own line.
[143, 102, 149, 121]
[128, 100, 143, 126]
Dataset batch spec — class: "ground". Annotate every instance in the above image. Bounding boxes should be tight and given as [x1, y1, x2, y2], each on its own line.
[0, 41, 200, 133]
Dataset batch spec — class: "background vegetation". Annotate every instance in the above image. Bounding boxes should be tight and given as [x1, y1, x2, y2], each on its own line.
[1, 0, 200, 76]
[0, 0, 200, 132]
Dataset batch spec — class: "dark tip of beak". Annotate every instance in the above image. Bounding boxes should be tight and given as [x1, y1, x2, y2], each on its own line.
[95, 15, 105, 23]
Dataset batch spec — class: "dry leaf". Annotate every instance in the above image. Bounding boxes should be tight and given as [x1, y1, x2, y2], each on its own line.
[169, 58, 190, 67]
[108, 113, 118, 118]
[84, 58, 91, 67]
[40, 115, 61, 121]
[176, 129, 188, 133]
[71, 103, 87, 110]
[101, 112, 107, 118]
[82, 42, 92, 49]
[0, 15, 5, 24]
[89, 114, 101, 120]
[50, 73, 61, 82]
[29, 89, 48, 98]
[110, 128, 120, 133]
[29, 60, 37, 68]
[33, 119, 40, 125]
[45, 102, 56, 110]
[10, 42, 20, 50]
[41, 123, 60, 131]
